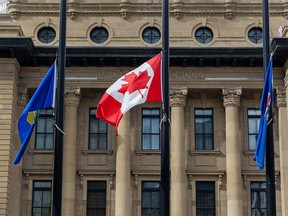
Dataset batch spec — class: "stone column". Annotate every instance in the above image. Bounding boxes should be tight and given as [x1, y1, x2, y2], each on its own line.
[222, 88, 243, 216]
[170, 88, 187, 216]
[276, 88, 288, 216]
[115, 112, 131, 216]
[62, 88, 81, 216]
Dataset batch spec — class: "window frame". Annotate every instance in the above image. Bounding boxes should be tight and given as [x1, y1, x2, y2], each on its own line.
[37, 27, 56, 44]
[88, 108, 108, 150]
[90, 27, 109, 44]
[250, 181, 267, 215]
[35, 109, 54, 150]
[86, 181, 107, 216]
[247, 109, 261, 150]
[141, 181, 160, 216]
[194, 108, 214, 150]
[32, 180, 52, 216]
[196, 181, 216, 216]
[195, 27, 214, 44]
[142, 27, 161, 44]
[248, 27, 263, 44]
[141, 108, 161, 150]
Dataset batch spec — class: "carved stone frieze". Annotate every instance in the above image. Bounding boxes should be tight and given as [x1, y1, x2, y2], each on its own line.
[222, 88, 242, 107]
[276, 87, 286, 108]
[170, 87, 187, 107]
[64, 87, 81, 107]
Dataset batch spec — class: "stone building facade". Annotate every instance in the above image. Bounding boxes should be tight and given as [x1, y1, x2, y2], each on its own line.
[1, 0, 288, 215]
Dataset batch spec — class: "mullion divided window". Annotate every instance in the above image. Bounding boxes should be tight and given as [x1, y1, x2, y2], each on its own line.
[142, 181, 160, 216]
[32, 180, 52, 216]
[196, 181, 215, 216]
[87, 181, 106, 216]
[142, 108, 160, 150]
[35, 109, 54, 150]
[89, 108, 107, 150]
[248, 109, 261, 150]
[195, 108, 213, 150]
[251, 182, 266, 215]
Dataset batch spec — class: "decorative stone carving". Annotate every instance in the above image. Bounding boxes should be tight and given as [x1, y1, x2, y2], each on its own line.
[64, 87, 81, 107]
[17, 88, 28, 106]
[67, 2, 80, 20]
[224, 2, 236, 19]
[276, 87, 286, 108]
[170, 87, 188, 107]
[222, 88, 242, 107]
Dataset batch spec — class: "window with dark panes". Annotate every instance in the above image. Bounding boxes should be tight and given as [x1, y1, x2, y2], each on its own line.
[248, 109, 261, 150]
[248, 27, 263, 44]
[32, 180, 52, 216]
[196, 181, 216, 216]
[195, 108, 213, 150]
[37, 27, 56, 44]
[35, 109, 54, 150]
[142, 181, 160, 216]
[142, 108, 160, 150]
[89, 108, 107, 150]
[195, 27, 214, 44]
[251, 182, 266, 216]
[142, 27, 161, 44]
[87, 181, 106, 216]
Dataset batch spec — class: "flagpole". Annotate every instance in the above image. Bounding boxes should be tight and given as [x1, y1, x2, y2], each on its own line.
[262, 0, 276, 215]
[161, 0, 170, 216]
[53, 0, 67, 215]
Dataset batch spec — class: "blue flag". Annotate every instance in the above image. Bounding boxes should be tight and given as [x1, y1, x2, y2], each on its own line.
[254, 58, 273, 172]
[13, 63, 56, 165]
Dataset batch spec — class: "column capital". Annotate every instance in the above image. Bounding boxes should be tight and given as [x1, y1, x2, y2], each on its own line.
[64, 87, 81, 107]
[222, 88, 242, 107]
[170, 87, 188, 107]
[17, 88, 28, 106]
[276, 87, 287, 108]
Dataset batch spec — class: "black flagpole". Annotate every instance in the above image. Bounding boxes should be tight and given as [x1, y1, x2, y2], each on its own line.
[53, 0, 67, 215]
[160, 0, 170, 216]
[262, 0, 276, 215]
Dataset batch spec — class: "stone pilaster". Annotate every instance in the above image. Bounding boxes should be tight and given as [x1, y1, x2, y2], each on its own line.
[62, 88, 81, 216]
[276, 88, 288, 216]
[170, 87, 187, 216]
[115, 112, 131, 216]
[222, 88, 243, 216]
[0, 59, 20, 215]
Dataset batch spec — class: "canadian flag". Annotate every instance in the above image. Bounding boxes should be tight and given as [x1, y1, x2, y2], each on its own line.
[96, 53, 162, 131]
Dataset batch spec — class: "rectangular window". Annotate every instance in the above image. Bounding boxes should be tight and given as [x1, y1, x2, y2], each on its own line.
[142, 108, 160, 150]
[32, 180, 52, 216]
[248, 109, 261, 150]
[142, 181, 160, 216]
[195, 108, 213, 150]
[196, 181, 216, 216]
[89, 108, 107, 150]
[251, 182, 266, 215]
[35, 109, 54, 150]
[87, 181, 106, 216]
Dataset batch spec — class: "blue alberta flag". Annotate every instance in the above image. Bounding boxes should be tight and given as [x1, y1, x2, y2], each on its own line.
[13, 63, 56, 165]
[254, 58, 273, 172]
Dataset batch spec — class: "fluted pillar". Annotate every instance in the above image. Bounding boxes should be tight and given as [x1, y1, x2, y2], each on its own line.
[276, 88, 288, 215]
[62, 88, 81, 216]
[170, 88, 187, 216]
[115, 112, 131, 216]
[222, 88, 243, 216]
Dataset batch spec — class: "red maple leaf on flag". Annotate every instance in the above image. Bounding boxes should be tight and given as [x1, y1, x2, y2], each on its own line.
[118, 70, 151, 98]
